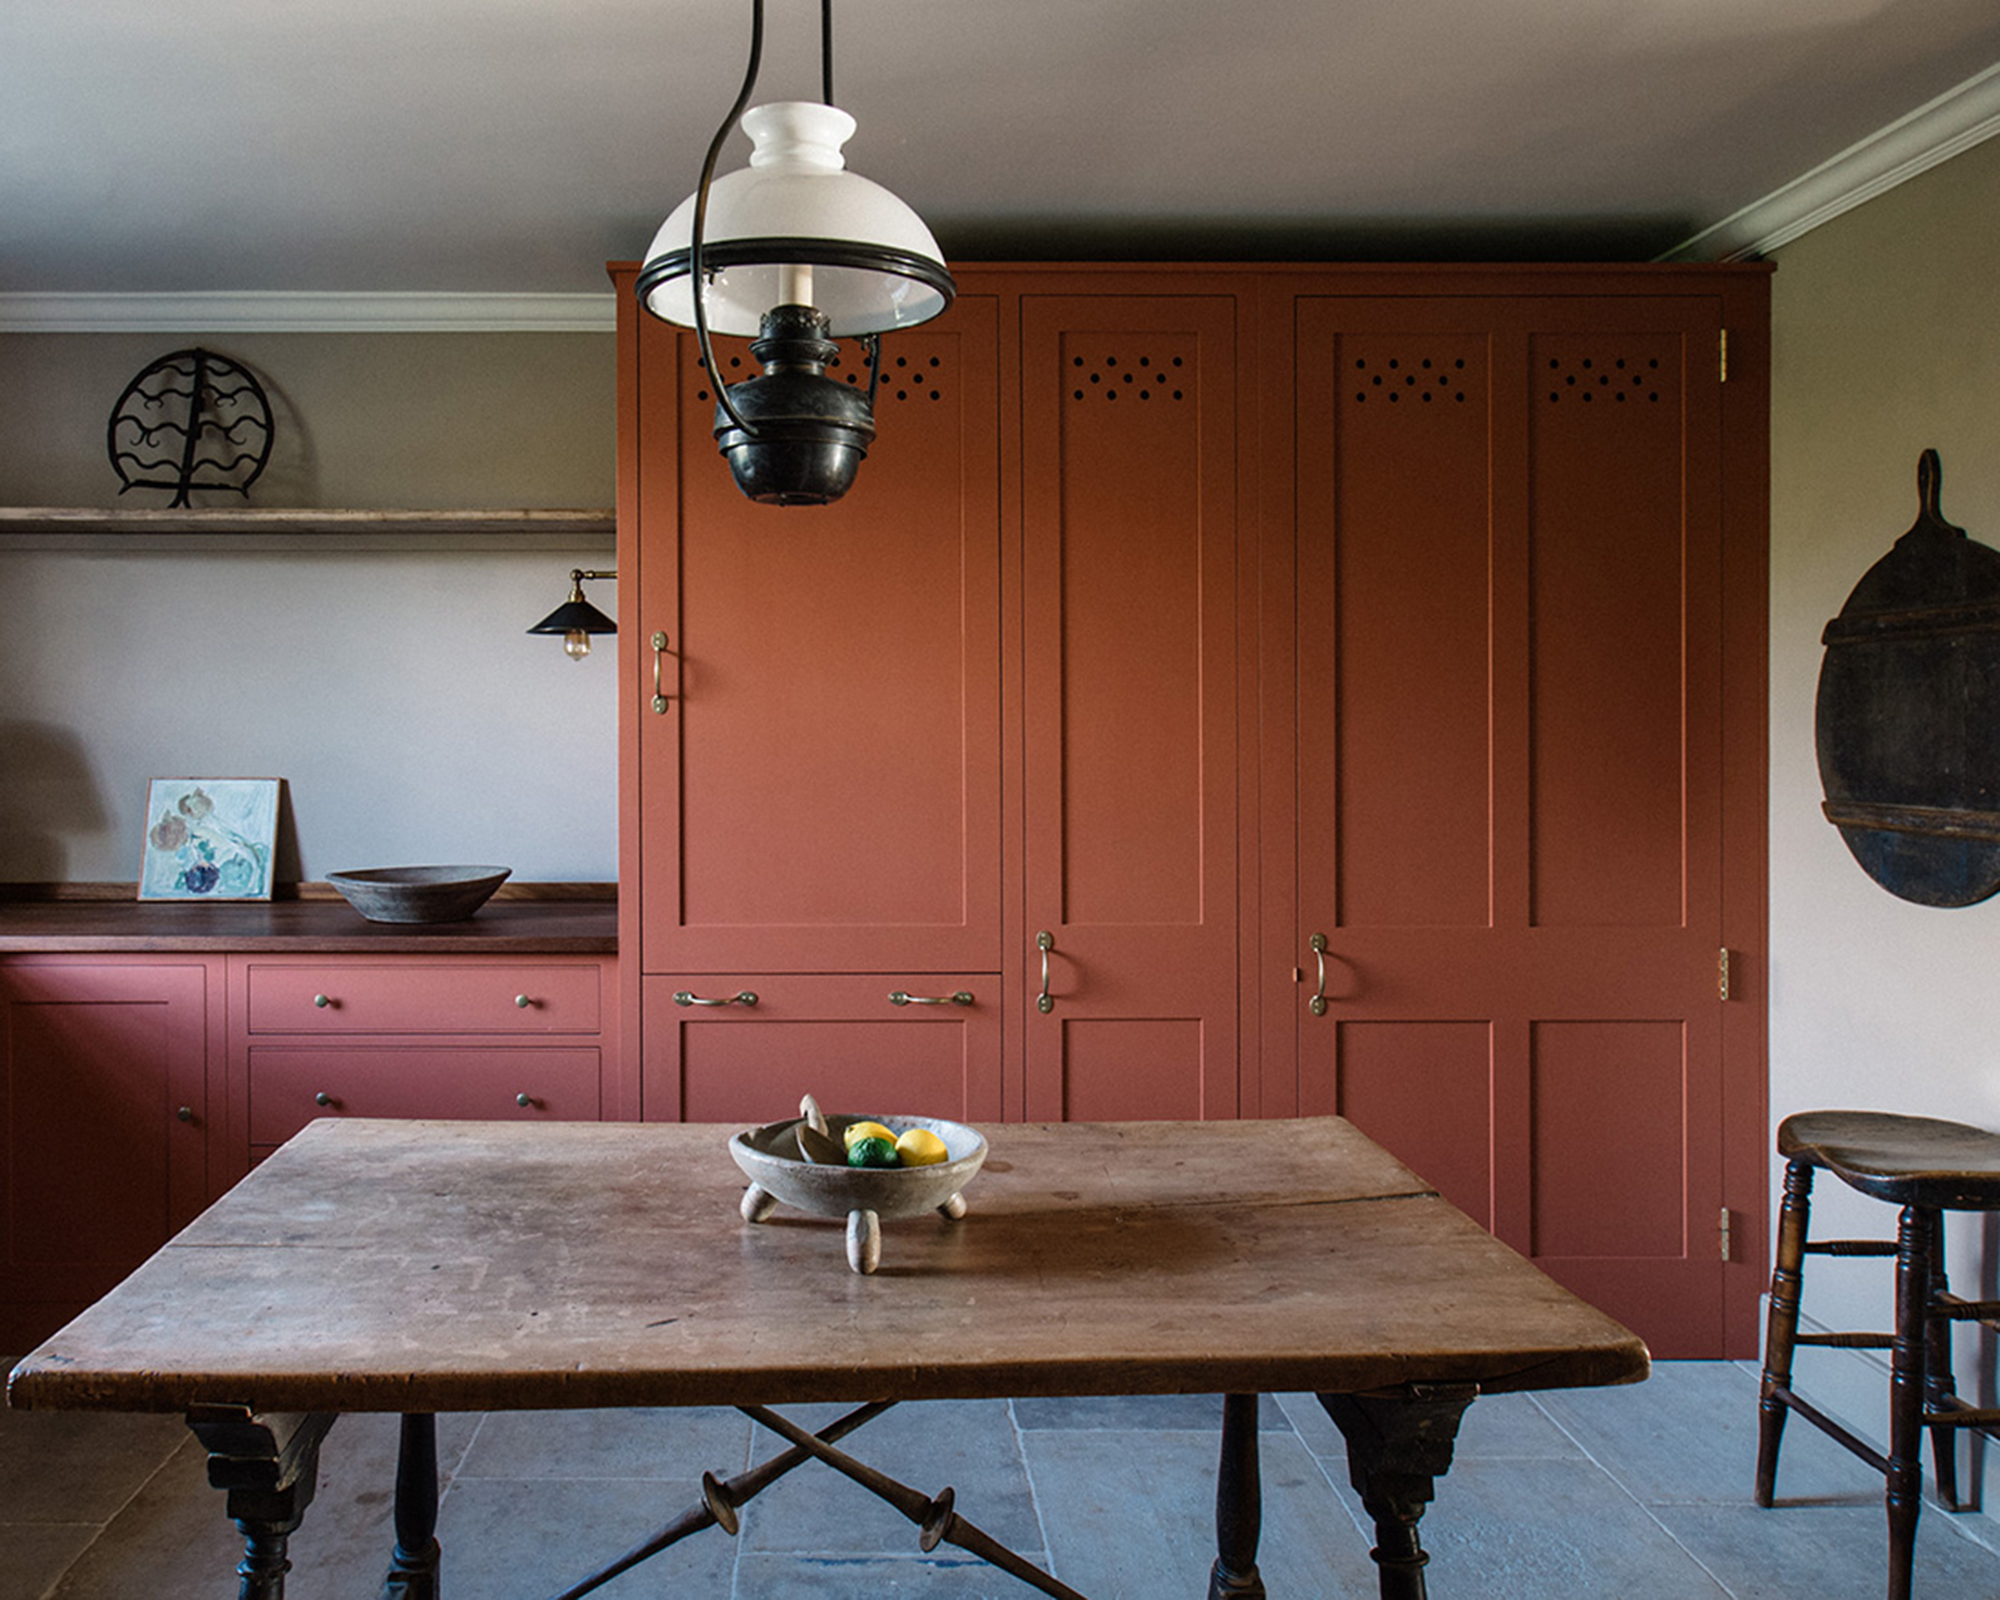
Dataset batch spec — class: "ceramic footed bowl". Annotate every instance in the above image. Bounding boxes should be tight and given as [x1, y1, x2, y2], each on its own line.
[729, 1112, 988, 1221]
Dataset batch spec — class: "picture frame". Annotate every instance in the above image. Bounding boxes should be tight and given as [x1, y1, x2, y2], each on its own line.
[138, 778, 280, 901]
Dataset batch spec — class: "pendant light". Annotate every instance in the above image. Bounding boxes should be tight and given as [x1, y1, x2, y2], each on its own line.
[528, 569, 618, 661]
[635, 0, 953, 506]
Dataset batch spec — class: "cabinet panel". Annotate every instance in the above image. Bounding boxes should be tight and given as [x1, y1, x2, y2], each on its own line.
[244, 960, 601, 1034]
[1020, 294, 1243, 1122]
[248, 1046, 600, 1146]
[634, 297, 1002, 975]
[0, 959, 210, 1349]
[642, 975, 1001, 1126]
[1285, 292, 1735, 1355]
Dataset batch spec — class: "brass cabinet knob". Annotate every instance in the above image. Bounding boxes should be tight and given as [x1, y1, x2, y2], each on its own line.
[176, 1105, 195, 1123]
[314, 1091, 338, 1108]
[313, 993, 332, 1008]
[515, 994, 533, 1009]
[515, 1092, 535, 1108]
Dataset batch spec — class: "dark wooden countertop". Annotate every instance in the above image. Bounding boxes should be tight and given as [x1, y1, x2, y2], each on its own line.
[0, 898, 617, 955]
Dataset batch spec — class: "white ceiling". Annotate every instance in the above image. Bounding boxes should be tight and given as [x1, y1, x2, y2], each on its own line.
[3, 0, 2000, 306]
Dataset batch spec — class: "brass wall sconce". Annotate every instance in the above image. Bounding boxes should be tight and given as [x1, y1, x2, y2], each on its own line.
[528, 569, 617, 661]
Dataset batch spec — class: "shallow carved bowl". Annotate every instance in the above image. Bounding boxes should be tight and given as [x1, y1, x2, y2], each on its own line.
[729, 1112, 988, 1221]
[325, 865, 512, 924]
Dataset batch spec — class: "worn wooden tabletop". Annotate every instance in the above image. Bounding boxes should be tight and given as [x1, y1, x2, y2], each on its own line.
[7, 1117, 1648, 1416]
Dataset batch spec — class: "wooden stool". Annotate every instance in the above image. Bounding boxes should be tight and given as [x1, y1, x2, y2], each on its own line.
[1755, 1110, 2000, 1600]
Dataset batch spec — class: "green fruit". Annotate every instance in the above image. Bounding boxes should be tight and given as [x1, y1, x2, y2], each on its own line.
[846, 1135, 898, 1169]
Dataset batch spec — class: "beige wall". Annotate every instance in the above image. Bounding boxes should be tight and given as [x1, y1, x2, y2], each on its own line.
[0, 332, 620, 883]
[1768, 133, 2000, 1505]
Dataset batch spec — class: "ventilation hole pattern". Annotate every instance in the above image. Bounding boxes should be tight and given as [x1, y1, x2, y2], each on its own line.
[1350, 354, 1471, 405]
[692, 349, 948, 405]
[1068, 351, 1189, 404]
[1544, 354, 1664, 405]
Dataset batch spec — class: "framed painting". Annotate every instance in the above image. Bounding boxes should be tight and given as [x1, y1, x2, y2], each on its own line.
[138, 778, 280, 901]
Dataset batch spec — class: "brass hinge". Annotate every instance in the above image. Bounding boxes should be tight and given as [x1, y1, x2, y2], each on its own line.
[1718, 947, 1731, 1001]
[1719, 1206, 1733, 1261]
[1719, 328, 1729, 383]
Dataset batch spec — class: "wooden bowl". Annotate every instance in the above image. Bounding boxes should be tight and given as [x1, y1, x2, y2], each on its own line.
[729, 1112, 988, 1273]
[325, 865, 512, 924]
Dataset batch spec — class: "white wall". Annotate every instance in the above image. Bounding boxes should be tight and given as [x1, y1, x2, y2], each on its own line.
[1768, 132, 2000, 1514]
[0, 330, 620, 883]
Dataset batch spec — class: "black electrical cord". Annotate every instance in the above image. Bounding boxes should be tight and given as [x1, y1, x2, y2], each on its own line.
[691, 0, 767, 442]
[821, 0, 834, 104]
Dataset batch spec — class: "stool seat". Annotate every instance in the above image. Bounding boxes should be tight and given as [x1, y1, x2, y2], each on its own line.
[1778, 1110, 2000, 1209]
[1759, 1108, 2000, 1600]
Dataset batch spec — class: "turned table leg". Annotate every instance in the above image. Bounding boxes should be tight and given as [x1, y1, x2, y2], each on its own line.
[1209, 1392, 1267, 1599]
[1320, 1384, 1478, 1600]
[382, 1412, 442, 1599]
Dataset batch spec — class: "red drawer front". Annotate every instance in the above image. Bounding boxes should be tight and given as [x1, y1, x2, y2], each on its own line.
[244, 963, 601, 1035]
[247, 1047, 602, 1145]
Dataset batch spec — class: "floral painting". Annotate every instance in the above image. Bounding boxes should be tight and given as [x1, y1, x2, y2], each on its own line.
[138, 778, 279, 901]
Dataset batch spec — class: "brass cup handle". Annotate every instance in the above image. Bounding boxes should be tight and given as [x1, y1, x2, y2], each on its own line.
[673, 989, 759, 1008]
[1036, 931, 1055, 1013]
[889, 990, 974, 1007]
[1308, 933, 1328, 1016]
[652, 631, 672, 715]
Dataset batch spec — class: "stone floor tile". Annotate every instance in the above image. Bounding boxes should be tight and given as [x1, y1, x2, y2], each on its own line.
[1657, 1501, 2000, 1600]
[1535, 1359, 1885, 1507]
[457, 1404, 751, 1483]
[733, 1548, 1052, 1598]
[1386, 1456, 1732, 1598]
[1010, 1393, 1287, 1432]
[1023, 1426, 1377, 1599]
[0, 1406, 186, 1523]
[435, 1475, 737, 1597]
[0, 1523, 99, 1600]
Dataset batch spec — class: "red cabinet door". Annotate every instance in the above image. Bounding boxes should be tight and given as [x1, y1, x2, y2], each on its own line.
[1019, 292, 1245, 1122]
[1277, 291, 1750, 1356]
[630, 295, 1002, 977]
[642, 974, 1002, 1126]
[0, 959, 210, 1349]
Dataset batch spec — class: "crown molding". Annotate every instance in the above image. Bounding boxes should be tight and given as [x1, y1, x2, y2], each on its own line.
[1660, 58, 2000, 262]
[0, 291, 616, 334]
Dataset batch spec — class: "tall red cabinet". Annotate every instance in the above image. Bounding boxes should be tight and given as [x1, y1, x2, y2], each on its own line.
[612, 262, 1769, 1357]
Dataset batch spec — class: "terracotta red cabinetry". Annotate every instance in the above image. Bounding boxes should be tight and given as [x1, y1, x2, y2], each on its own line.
[228, 955, 609, 1172]
[0, 958, 215, 1351]
[614, 262, 1768, 1356]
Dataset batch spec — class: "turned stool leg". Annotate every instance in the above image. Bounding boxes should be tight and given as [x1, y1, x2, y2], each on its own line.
[1922, 1220, 1964, 1511]
[1756, 1158, 1814, 1506]
[1887, 1206, 1936, 1600]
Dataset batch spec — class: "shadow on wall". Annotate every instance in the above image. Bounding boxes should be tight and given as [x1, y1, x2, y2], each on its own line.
[0, 722, 108, 881]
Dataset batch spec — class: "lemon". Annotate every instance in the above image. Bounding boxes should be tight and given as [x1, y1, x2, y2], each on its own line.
[842, 1119, 898, 1152]
[846, 1135, 899, 1169]
[894, 1127, 949, 1167]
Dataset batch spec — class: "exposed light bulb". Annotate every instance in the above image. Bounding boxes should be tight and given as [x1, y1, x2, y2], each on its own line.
[564, 631, 592, 661]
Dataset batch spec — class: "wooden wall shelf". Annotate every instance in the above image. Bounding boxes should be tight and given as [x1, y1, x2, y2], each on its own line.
[0, 506, 617, 553]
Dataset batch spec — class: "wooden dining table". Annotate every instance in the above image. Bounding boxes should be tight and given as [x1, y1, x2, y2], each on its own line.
[5, 1115, 1649, 1599]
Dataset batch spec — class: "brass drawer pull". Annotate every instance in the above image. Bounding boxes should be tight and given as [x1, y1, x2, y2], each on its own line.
[889, 990, 974, 1007]
[673, 990, 759, 1008]
[1309, 933, 1328, 1016]
[1036, 931, 1055, 1013]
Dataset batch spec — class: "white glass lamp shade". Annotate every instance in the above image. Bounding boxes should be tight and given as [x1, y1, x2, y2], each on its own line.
[637, 101, 953, 337]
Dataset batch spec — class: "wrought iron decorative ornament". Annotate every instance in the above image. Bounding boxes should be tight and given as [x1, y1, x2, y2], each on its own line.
[1816, 449, 2000, 906]
[106, 348, 273, 507]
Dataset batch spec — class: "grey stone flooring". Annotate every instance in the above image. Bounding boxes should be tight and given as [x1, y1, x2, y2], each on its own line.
[4, 1362, 2000, 1597]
